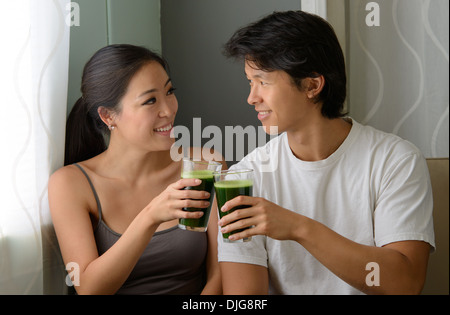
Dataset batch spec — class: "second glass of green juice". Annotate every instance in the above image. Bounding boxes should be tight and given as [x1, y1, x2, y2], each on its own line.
[214, 169, 254, 243]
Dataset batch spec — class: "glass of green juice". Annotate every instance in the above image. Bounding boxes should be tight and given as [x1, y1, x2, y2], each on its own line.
[178, 158, 222, 232]
[214, 169, 254, 243]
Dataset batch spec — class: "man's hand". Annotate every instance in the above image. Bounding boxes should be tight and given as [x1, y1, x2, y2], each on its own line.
[218, 196, 301, 241]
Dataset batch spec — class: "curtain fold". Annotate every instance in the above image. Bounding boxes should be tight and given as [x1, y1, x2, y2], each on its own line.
[348, 0, 449, 158]
[0, 0, 70, 294]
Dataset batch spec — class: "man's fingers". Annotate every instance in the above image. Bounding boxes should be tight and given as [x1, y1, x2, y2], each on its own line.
[221, 195, 256, 212]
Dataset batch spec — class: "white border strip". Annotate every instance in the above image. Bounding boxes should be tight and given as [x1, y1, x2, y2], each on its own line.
[301, 0, 327, 19]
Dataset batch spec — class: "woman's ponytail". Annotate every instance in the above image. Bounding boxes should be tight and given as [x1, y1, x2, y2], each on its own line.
[64, 97, 106, 166]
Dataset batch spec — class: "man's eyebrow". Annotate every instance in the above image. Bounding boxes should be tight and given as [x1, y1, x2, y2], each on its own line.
[245, 72, 268, 80]
[138, 78, 172, 98]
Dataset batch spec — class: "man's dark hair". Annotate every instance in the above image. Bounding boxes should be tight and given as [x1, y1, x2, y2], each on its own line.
[224, 10, 347, 119]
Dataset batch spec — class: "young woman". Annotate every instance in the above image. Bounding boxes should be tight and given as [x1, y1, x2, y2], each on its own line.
[49, 44, 223, 295]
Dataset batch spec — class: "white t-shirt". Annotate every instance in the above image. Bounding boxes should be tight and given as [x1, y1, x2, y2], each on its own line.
[217, 119, 435, 295]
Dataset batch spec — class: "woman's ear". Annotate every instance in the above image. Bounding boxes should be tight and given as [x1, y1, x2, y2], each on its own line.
[98, 106, 116, 129]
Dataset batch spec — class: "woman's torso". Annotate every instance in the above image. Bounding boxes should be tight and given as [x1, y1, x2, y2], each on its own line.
[73, 158, 208, 294]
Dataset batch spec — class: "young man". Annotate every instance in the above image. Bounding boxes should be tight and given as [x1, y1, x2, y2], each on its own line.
[217, 11, 434, 295]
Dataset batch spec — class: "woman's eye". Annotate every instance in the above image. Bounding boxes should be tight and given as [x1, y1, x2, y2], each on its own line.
[143, 98, 156, 105]
[167, 87, 177, 95]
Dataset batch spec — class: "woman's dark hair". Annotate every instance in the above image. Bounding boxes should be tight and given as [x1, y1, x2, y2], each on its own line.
[224, 10, 347, 119]
[64, 44, 168, 165]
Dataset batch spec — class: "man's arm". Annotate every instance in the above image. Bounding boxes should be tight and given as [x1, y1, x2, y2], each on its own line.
[219, 197, 431, 295]
[220, 262, 269, 295]
[294, 215, 431, 295]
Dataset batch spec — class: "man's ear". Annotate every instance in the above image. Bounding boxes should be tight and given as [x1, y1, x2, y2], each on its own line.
[304, 74, 325, 100]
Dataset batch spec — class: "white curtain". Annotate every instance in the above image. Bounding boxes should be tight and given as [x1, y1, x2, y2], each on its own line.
[0, 0, 70, 294]
[348, 0, 449, 158]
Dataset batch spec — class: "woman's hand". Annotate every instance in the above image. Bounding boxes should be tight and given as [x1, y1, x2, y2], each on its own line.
[145, 178, 210, 226]
[217, 196, 301, 241]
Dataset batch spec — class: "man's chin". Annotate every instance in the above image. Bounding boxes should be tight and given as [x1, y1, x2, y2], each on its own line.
[262, 125, 279, 135]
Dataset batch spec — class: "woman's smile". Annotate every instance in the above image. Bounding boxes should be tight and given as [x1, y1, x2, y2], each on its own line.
[153, 123, 174, 136]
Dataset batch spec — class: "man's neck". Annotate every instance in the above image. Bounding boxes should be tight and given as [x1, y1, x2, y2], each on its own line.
[286, 117, 352, 162]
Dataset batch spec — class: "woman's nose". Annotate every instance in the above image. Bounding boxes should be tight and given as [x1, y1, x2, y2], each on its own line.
[159, 99, 178, 118]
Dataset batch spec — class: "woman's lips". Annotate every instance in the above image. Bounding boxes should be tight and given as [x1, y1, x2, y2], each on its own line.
[154, 123, 173, 135]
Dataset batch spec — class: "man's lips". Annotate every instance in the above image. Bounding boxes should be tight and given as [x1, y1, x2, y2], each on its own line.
[257, 110, 272, 120]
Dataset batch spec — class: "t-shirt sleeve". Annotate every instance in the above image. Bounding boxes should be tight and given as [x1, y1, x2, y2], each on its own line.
[217, 234, 268, 267]
[374, 151, 435, 250]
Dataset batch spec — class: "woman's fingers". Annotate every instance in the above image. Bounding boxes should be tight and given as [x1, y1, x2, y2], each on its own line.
[171, 178, 211, 201]
[176, 209, 204, 219]
[151, 178, 213, 222]
[174, 199, 211, 209]
[172, 178, 202, 190]
[179, 189, 211, 201]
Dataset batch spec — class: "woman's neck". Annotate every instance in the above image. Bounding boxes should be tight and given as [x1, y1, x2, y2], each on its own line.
[94, 145, 179, 186]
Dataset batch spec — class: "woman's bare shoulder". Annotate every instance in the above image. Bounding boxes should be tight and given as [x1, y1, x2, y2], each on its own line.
[48, 164, 95, 213]
[49, 164, 85, 189]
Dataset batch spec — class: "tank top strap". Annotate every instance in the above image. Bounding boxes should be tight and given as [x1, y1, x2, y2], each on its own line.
[73, 163, 103, 224]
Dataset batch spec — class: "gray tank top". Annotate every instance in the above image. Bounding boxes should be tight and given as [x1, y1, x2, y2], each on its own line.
[74, 164, 207, 295]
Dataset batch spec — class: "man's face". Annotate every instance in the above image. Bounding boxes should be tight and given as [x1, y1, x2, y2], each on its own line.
[244, 61, 315, 135]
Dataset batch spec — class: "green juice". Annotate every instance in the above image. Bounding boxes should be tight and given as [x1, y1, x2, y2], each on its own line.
[214, 179, 253, 240]
[179, 170, 215, 231]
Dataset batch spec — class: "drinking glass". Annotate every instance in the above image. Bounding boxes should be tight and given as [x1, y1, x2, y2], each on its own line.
[178, 158, 222, 232]
[214, 169, 254, 242]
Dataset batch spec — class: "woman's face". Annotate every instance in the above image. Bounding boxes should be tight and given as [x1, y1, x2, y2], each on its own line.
[112, 62, 178, 152]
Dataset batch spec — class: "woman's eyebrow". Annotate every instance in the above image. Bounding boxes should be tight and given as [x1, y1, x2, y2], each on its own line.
[138, 78, 172, 99]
